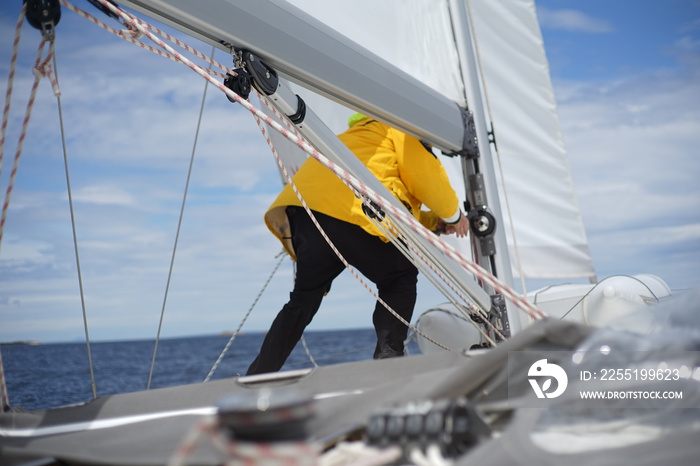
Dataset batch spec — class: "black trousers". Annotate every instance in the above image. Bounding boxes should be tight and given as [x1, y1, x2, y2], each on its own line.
[246, 207, 418, 375]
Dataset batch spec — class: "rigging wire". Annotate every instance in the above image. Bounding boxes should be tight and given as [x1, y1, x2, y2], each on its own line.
[203, 248, 288, 382]
[147, 45, 216, 391]
[53, 49, 98, 400]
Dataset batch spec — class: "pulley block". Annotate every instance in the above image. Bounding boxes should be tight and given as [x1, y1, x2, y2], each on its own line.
[362, 198, 385, 221]
[223, 68, 251, 101]
[24, 0, 61, 32]
[242, 51, 279, 96]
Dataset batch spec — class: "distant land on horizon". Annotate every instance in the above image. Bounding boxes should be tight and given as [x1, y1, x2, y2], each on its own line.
[0, 340, 42, 346]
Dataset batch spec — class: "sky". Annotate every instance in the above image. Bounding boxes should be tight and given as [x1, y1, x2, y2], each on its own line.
[0, 0, 698, 344]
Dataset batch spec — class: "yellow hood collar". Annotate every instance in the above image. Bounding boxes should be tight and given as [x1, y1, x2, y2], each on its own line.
[347, 112, 368, 128]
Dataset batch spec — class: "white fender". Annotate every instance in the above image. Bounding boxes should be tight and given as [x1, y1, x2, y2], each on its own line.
[413, 303, 485, 354]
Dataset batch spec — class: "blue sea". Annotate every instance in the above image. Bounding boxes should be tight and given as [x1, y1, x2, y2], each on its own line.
[2, 329, 420, 411]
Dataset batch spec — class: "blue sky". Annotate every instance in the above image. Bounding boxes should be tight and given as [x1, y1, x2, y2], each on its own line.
[0, 0, 698, 343]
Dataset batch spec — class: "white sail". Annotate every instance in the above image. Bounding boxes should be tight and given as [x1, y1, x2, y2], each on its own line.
[285, 0, 596, 282]
[468, 0, 596, 280]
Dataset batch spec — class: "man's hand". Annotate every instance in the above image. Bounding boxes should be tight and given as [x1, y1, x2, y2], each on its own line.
[444, 212, 469, 238]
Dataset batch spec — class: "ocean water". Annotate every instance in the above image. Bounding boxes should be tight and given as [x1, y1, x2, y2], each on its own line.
[2, 329, 419, 411]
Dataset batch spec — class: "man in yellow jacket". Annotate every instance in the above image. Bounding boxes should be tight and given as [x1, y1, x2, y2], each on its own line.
[246, 114, 468, 375]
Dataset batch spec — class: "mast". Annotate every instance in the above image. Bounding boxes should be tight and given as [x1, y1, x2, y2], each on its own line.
[448, 0, 525, 333]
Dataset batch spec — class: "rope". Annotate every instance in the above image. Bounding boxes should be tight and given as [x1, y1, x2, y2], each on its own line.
[556, 274, 661, 322]
[203, 249, 288, 382]
[0, 6, 27, 412]
[220, 438, 321, 465]
[319, 441, 402, 466]
[167, 414, 218, 466]
[59, 1, 230, 79]
[147, 45, 216, 390]
[368, 213, 504, 345]
[0, 6, 26, 186]
[250, 101, 446, 351]
[0, 10, 59, 251]
[167, 413, 322, 466]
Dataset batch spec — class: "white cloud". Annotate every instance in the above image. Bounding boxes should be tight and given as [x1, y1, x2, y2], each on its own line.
[552, 52, 700, 289]
[537, 7, 614, 33]
[675, 35, 700, 52]
[72, 185, 137, 206]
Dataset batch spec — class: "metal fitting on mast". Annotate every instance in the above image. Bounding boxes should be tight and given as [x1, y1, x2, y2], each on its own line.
[460, 108, 480, 160]
[223, 49, 307, 124]
[224, 50, 252, 100]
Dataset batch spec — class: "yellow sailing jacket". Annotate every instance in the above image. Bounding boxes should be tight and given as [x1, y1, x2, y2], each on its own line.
[265, 116, 460, 260]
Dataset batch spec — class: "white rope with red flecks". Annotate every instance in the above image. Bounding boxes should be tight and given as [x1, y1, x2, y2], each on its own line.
[86, 0, 545, 324]
[64, 0, 455, 351]
[166, 414, 323, 466]
[370, 215, 505, 344]
[166, 412, 401, 466]
[167, 412, 401, 466]
[0, 4, 64, 412]
[0, 6, 60, 252]
[59, 0, 230, 80]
